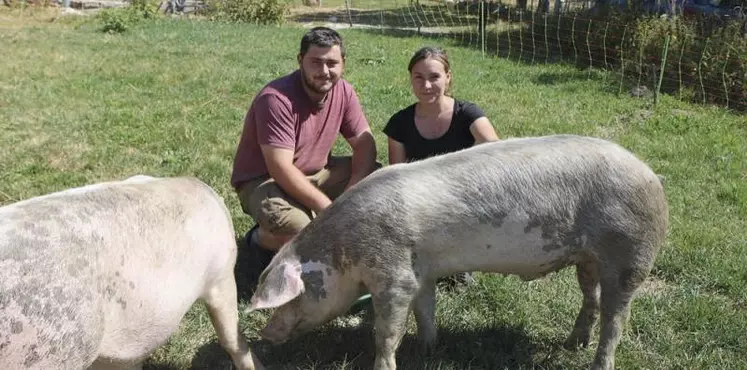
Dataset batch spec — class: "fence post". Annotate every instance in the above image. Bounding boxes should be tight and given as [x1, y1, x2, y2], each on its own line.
[531, 9, 536, 64]
[677, 35, 687, 100]
[507, 10, 512, 60]
[721, 45, 731, 109]
[571, 13, 578, 66]
[380, 0, 384, 34]
[480, 0, 486, 57]
[586, 18, 592, 78]
[519, 10, 524, 62]
[345, 0, 353, 28]
[556, 11, 562, 63]
[655, 34, 671, 106]
[618, 25, 628, 96]
[698, 38, 710, 105]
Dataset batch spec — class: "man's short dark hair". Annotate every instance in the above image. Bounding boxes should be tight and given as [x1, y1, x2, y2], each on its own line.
[299, 27, 346, 59]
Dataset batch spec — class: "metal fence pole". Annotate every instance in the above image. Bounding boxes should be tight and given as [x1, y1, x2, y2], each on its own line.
[480, 0, 485, 57]
[654, 34, 671, 106]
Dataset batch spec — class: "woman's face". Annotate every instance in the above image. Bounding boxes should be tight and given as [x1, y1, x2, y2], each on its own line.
[410, 57, 451, 104]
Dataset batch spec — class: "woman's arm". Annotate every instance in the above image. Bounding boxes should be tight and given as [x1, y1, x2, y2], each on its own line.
[388, 137, 407, 165]
[470, 117, 500, 144]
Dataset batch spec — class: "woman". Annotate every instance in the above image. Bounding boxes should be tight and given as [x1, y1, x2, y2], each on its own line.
[384, 46, 499, 165]
[383, 46, 500, 288]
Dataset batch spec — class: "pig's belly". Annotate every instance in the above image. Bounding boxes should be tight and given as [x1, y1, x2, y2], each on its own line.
[0, 260, 104, 369]
[93, 273, 203, 366]
[424, 218, 585, 280]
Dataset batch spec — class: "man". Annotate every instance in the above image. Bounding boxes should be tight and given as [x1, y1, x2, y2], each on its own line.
[231, 27, 378, 282]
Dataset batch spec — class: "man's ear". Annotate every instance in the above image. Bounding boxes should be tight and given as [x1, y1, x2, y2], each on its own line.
[248, 262, 305, 311]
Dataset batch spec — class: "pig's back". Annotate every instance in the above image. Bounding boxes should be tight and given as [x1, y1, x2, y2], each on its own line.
[0, 176, 236, 368]
[0, 192, 109, 369]
[333, 134, 667, 254]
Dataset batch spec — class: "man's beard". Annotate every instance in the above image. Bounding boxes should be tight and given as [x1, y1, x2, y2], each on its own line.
[300, 68, 335, 95]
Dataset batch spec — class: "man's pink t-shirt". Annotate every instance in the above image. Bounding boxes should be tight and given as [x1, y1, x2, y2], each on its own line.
[231, 70, 369, 190]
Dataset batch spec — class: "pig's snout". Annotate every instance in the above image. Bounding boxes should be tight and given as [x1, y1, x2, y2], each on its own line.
[259, 319, 293, 345]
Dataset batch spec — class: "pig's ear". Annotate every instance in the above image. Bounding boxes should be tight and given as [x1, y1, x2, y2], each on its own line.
[249, 262, 305, 311]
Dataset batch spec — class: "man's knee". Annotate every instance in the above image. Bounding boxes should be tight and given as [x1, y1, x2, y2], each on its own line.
[258, 198, 312, 237]
[237, 178, 312, 246]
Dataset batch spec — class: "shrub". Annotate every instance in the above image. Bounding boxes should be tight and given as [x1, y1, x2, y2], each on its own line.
[202, 0, 290, 25]
[98, 0, 160, 34]
[99, 7, 137, 33]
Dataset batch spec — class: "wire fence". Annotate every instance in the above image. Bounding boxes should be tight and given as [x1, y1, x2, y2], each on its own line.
[286, 0, 747, 111]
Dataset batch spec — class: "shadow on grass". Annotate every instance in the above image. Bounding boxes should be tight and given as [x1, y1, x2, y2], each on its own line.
[153, 322, 571, 369]
[144, 341, 247, 369]
[239, 321, 568, 369]
[143, 364, 184, 370]
[147, 320, 571, 369]
[234, 234, 262, 302]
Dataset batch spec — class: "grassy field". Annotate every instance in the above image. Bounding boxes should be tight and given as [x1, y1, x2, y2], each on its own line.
[1, 7, 746, 370]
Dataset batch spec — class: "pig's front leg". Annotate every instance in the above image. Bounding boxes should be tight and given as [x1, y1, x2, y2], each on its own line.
[413, 279, 437, 354]
[371, 281, 419, 370]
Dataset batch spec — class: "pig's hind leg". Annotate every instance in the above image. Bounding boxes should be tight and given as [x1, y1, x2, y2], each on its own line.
[564, 259, 601, 350]
[412, 279, 438, 354]
[202, 256, 264, 370]
[590, 242, 653, 370]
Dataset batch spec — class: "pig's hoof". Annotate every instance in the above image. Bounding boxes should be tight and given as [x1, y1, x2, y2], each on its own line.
[563, 333, 590, 350]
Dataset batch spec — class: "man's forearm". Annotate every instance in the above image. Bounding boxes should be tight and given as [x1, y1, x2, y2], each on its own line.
[270, 165, 332, 214]
[347, 132, 377, 189]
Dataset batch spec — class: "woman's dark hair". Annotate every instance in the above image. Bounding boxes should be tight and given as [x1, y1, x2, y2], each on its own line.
[407, 46, 450, 73]
[300, 27, 346, 59]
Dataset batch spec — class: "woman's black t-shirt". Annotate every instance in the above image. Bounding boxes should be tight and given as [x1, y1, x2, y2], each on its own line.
[383, 100, 486, 161]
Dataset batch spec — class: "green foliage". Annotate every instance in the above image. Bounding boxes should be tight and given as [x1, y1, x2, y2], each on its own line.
[202, 0, 291, 25]
[98, 0, 160, 34]
[131, 0, 161, 19]
[99, 7, 134, 33]
[531, 10, 747, 110]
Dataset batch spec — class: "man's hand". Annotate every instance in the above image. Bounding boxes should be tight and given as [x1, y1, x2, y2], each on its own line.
[261, 145, 332, 214]
[345, 129, 377, 190]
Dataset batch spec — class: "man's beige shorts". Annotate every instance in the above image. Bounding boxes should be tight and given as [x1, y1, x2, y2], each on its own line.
[237, 156, 358, 237]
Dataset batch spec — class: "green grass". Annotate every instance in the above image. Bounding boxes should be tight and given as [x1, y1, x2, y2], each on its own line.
[1, 7, 746, 370]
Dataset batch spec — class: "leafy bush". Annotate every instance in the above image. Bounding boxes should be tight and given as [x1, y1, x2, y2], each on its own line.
[98, 0, 160, 34]
[99, 7, 137, 33]
[201, 0, 290, 25]
[130, 0, 160, 19]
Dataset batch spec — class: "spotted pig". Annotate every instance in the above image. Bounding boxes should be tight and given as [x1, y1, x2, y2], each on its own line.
[0, 175, 264, 370]
[247, 134, 669, 370]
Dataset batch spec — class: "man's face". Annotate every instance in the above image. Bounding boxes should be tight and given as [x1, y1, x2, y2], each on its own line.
[298, 45, 344, 96]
